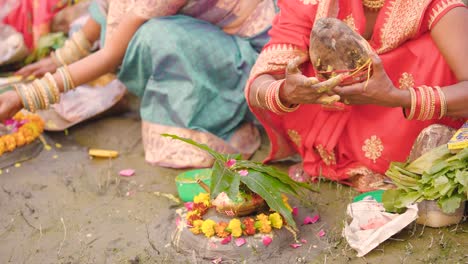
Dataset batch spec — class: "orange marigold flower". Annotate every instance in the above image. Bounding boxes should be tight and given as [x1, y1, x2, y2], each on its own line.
[186, 210, 202, 226]
[242, 217, 256, 236]
[189, 220, 204, 235]
[215, 222, 230, 238]
[3, 135, 16, 152]
[255, 214, 272, 233]
[193, 202, 209, 215]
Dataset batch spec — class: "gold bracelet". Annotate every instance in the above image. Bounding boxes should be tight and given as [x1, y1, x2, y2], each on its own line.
[44, 73, 60, 103]
[417, 86, 426, 120]
[62, 64, 76, 90]
[274, 79, 299, 113]
[23, 84, 36, 113]
[426, 86, 436, 120]
[35, 80, 50, 109]
[407, 87, 417, 120]
[436, 86, 447, 118]
[14, 84, 29, 110]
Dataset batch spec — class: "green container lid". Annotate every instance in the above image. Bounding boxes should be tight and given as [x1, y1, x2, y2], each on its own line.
[353, 190, 384, 203]
[175, 168, 212, 202]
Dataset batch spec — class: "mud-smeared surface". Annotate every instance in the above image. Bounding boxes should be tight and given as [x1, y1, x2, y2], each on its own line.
[0, 109, 466, 264]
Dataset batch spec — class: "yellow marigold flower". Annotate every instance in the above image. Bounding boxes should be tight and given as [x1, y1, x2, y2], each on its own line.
[281, 194, 293, 212]
[13, 133, 26, 147]
[190, 220, 204, 235]
[3, 135, 16, 152]
[227, 218, 242, 237]
[269, 213, 283, 229]
[193, 192, 211, 206]
[186, 210, 200, 220]
[255, 214, 272, 233]
[201, 219, 217, 238]
[215, 222, 230, 238]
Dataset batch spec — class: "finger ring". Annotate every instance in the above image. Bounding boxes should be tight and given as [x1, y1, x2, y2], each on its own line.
[344, 99, 350, 105]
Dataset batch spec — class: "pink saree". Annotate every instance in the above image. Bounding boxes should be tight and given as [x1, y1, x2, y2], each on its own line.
[246, 0, 466, 184]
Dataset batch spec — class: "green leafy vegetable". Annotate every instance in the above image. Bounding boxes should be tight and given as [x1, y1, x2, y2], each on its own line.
[383, 145, 468, 214]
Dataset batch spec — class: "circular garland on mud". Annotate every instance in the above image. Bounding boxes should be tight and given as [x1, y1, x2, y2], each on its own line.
[0, 112, 45, 156]
[185, 192, 293, 241]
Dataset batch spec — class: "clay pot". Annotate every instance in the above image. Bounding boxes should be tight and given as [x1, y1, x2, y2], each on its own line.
[211, 192, 267, 217]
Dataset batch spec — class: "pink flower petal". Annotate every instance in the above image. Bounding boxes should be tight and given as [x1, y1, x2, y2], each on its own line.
[119, 169, 135, 177]
[290, 243, 302, 249]
[262, 236, 272, 246]
[4, 119, 15, 126]
[238, 170, 248, 176]
[303, 215, 320, 225]
[300, 239, 307, 244]
[235, 238, 246, 247]
[212, 257, 222, 264]
[317, 229, 326, 237]
[226, 159, 236, 168]
[175, 216, 181, 227]
[292, 207, 298, 216]
[221, 236, 232, 245]
[184, 202, 194, 211]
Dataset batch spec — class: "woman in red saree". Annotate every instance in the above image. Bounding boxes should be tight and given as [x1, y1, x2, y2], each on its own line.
[246, 0, 468, 191]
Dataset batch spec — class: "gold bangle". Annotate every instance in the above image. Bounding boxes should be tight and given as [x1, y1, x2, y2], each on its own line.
[427, 86, 436, 120]
[436, 86, 447, 118]
[23, 84, 36, 113]
[71, 33, 89, 57]
[35, 80, 50, 109]
[55, 49, 67, 66]
[14, 84, 28, 110]
[274, 79, 299, 113]
[44, 73, 60, 103]
[417, 86, 426, 120]
[407, 87, 416, 120]
[62, 64, 76, 90]
[30, 80, 45, 109]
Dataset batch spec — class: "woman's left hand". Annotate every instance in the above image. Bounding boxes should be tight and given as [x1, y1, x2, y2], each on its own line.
[333, 53, 406, 107]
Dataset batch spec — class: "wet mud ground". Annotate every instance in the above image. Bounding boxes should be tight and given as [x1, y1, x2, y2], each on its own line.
[0, 103, 467, 264]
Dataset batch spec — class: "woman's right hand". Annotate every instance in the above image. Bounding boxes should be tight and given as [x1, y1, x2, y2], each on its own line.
[0, 91, 23, 121]
[15, 57, 58, 78]
[279, 57, 344, 106]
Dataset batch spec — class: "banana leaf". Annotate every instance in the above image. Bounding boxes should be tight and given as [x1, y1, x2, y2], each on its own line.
[240, 170, 297, 230]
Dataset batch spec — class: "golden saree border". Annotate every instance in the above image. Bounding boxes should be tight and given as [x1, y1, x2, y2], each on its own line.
[428, 0, 466, 29]
[376, 0, 432, 54]
[248, 44, 308, 78]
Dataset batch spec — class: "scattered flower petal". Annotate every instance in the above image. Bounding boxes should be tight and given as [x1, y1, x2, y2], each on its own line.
[14, 163, 21, 168]
[303, 215, 320, 225]
[55, 143, 62, 148]
[226, 159, 236, 168]
[292, 207, 298, 216]
[262, 236, 272, 246]
[175, 217, 181, 227]
[313, 245, 318, 248]
[208, 241, 218, 249]
[45, 145, 52, 151]
[317, 229, 326, 237]
[235, 238, 246, 247]
[119, 169, 135, 177]
[184, 202, 194, 211]
[290, 243, 302, 249]
[221, 235, 232, 245]
[300, 239, 308, 244]
[212, 257, 222, 264]
[238, 170, 248, 176]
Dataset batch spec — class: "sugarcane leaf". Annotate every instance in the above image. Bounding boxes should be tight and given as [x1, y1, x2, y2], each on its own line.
[240, 170, 297, 230]
[210, 160, 240, 200]
[162, 134, 226, 161]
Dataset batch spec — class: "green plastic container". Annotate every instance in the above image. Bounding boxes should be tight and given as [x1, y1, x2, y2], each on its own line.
[353, 190, 384, 203]
[175, 168, 212, 202]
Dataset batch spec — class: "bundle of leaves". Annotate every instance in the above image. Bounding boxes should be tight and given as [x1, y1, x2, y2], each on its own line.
[163, 134, 316, 231]
[383, 145, 468, 214]
[24, 32, 66, 65]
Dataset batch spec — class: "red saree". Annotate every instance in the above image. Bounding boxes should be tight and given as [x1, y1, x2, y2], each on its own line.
[246, 0, 466, 183]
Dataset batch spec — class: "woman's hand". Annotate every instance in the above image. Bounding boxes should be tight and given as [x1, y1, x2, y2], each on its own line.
[15, 57, 58, 79]
[0, 91, 23, 121]
[279, 57, 344, 106]
[333, 53, 409, 108]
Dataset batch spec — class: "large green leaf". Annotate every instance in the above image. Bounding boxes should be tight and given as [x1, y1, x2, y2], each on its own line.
[235, 160, 316, 193]
[437, 194, 464, 214]
[240, 170, 298, 230]
[210, 160, 240, 200]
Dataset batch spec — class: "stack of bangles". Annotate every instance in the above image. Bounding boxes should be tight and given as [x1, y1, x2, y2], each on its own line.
[404, 85, 447, 120]
[51, 30, 91, 66]
[14, 66, 76, 113]
[256, 79, 300, 114]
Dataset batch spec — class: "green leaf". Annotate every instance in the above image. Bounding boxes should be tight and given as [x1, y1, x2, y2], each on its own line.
[382, 189, 406, 213]
[437, 194, 463, 214]
[240, 170, 297, 230]
[235, 160, 316, 193]
[454, 170, 468, 187]
[162, 134, 226, 161]
[406, 145, 451, 174]
[210, 160, 240, 200]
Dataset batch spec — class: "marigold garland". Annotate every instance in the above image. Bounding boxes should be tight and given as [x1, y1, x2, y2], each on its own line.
[0, 112, 45, 156]
[186, 193, 287, 238]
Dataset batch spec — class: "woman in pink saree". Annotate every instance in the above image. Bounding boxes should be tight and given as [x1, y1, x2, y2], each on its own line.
[246, 0, 468, 191]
